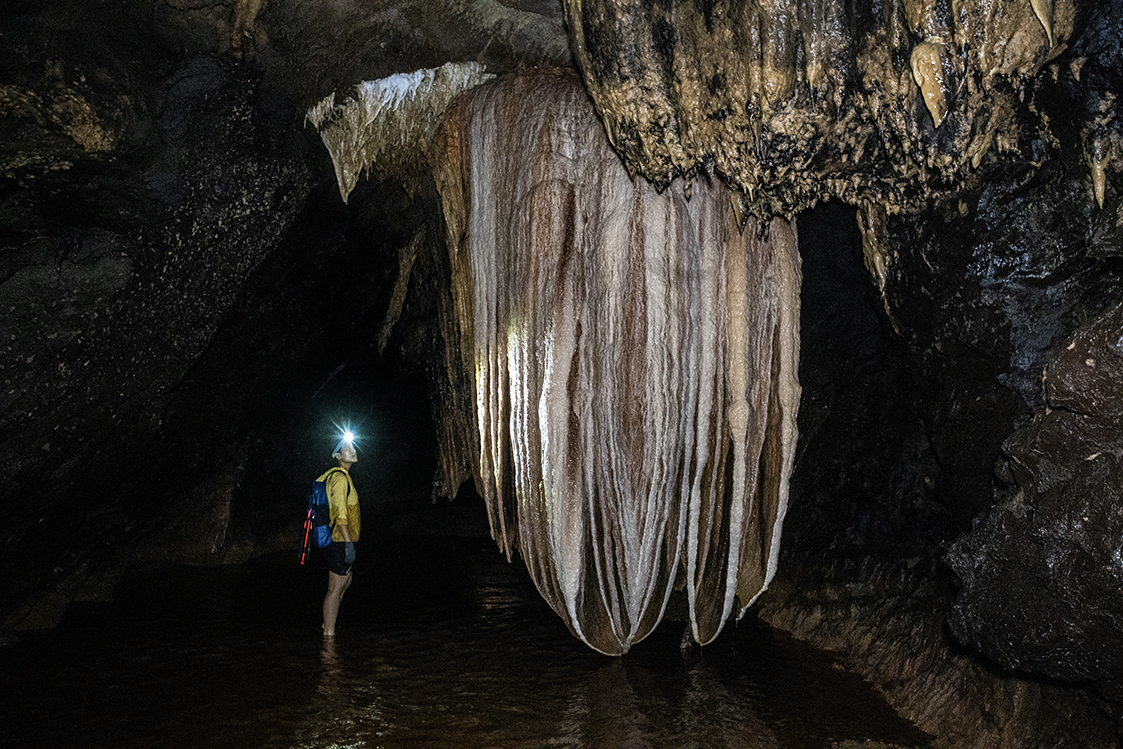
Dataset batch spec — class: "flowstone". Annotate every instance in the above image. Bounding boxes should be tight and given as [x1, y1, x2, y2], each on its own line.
[432, 70, 801, 654]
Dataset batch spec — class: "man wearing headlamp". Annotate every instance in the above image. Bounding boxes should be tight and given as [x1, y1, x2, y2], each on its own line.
[321, 432, 361, 637]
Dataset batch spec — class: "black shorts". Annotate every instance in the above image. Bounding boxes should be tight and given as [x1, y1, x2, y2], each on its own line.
[324, 541, 354, 576]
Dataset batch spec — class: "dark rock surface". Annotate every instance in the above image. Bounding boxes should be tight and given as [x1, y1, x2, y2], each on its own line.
[947, 301, 1123, 683]
[882, 160, 1123, 524]
[757, 556, 1121, 749]
[561, 0, 1103, 219]
[781, 191, 1123, 744]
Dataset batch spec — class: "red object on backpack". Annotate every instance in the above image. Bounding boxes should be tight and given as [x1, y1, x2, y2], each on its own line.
[299, 507, 314, 564]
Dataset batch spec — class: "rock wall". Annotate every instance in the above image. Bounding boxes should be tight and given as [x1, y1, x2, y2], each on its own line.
[947, 301, 1123, 683]
[0, 0, 571, 635]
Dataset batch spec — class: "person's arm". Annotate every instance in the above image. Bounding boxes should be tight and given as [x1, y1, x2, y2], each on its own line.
[328, 472, 353, 543]
[328, 471, 356, 563]
[337, 520, 355, 563]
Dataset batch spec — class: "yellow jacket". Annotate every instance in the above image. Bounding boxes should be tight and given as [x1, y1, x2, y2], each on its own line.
[317, 467, 360, 542]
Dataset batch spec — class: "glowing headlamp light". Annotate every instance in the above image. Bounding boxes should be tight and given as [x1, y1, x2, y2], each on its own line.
[333, 426, 358, 456]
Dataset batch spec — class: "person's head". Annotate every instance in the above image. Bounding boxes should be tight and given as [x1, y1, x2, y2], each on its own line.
[332, 436, 358, 467]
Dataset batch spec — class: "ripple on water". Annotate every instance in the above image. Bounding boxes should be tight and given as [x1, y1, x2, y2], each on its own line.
[0, 533, 930, 749]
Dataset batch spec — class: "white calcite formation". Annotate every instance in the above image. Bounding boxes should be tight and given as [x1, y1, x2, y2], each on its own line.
[306, 62, 494, 202]
[433, 70, 802, 654]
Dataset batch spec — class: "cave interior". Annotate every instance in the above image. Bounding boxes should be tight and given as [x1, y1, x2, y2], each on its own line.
[2, 0, 1123, 745]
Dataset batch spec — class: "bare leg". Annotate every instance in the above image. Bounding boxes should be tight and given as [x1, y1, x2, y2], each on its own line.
[323, 570, 352, 636]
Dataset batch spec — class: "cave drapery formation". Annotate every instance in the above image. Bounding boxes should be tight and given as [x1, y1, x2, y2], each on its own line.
[431, 70, 800, 654]
[306, 61, 804, 653]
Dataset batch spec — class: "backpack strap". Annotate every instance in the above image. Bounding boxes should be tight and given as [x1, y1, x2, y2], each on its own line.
[327, 467, 351, 498]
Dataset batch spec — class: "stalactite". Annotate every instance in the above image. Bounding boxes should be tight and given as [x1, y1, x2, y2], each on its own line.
[1030, 0, 1056, 48]
[306, 63, 493, 202]
[230, 0, 264, 53]
[910, 40, 950, 128]
[1089, 133, 1110, 209]
[377, 227, 423, 355]
[433, 69, 801, 654]
[563, 0, 1077, 218]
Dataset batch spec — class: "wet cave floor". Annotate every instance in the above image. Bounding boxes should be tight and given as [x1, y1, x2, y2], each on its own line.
[1, 498, 933, 748]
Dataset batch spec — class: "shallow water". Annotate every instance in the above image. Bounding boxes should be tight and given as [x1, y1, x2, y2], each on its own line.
[2, 508, 931, 749]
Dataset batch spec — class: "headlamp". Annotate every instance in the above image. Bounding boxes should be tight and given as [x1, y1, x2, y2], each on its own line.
[333, 425, 358, 456]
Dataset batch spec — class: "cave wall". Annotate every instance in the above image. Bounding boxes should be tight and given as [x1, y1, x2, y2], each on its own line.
[947, 301, 1123, 684]
[0, 6, 320, 624]
[0, 0, 569, 633]
[773, 155, 1123, 746]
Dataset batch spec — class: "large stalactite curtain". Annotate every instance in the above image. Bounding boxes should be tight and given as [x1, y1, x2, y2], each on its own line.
[433, 69, 801, 655]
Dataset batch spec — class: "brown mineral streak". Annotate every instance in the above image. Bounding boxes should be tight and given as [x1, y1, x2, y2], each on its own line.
[434, 69, 801, 654]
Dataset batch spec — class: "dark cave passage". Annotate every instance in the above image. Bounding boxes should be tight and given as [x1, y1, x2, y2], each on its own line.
[789, 201, 951, 562]
[170, 196, 949, 570]
[118, 170, 448, 567]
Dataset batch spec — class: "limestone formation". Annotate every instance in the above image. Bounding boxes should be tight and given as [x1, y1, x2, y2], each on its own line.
[909, 40, 949, 129]
[3, 0, 1123, 740]
[432, 70, 801, 654]
[230, 0, 264, 53]
[563, 0, 1076, 217]
[306, 63, 495, 202]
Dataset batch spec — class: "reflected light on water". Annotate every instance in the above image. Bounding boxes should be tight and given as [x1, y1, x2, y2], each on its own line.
[0, 524, 930, 749]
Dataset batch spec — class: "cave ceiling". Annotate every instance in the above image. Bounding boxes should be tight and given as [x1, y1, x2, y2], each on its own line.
[304, 0, 1120, 319]
[564, 0, 1094, 217]
[3, 0, 1118, 220]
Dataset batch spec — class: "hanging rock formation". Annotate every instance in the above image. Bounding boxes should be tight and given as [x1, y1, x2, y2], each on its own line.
[306, 62, 495, 202]
[563, 0, 1078, 218]
[431, 70, 801, 654]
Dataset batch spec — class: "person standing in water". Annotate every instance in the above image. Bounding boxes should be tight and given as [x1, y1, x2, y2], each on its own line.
[321, 435, 360, 637]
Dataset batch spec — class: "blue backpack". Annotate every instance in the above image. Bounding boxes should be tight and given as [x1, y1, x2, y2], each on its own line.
[299, 468, 348, 564]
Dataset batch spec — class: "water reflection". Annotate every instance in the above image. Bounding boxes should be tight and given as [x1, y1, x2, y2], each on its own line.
[0, 531, 930, 749]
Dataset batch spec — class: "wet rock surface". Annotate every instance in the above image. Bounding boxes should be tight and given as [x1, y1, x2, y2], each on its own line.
[562, 0, 1096, 218]
[756, 556, 1121, 749]
[780, 195, 1122, 744]
[947, 301, 1123, 683]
